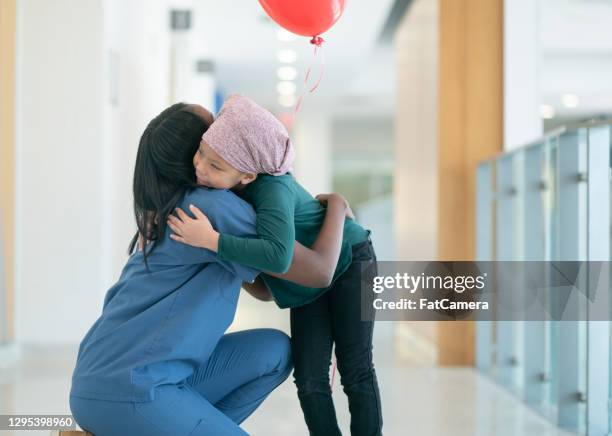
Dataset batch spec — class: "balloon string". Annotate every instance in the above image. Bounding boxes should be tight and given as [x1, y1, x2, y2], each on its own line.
[293, 37, 326, 116]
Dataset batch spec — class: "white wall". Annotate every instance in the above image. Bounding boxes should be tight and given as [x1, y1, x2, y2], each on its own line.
[170, 29, 215, 110]
[393, 0, 439, 261]
[504, 0, 543, 150]
[292, 111, 332, 196]
[16, 0, 173, 345]
[101, 0, 173, 290]
[504, 0, 612, 148]
[16, 0, 106, 346]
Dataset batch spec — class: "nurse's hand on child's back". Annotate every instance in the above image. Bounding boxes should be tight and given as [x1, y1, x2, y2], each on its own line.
[316, 193, 355, 220]
[167, 205, 220, 252]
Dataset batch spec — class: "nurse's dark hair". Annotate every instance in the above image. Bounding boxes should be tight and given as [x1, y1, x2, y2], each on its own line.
[128, 103, 210, 267]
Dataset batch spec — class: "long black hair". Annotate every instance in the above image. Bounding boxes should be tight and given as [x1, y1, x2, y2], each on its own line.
[128, 103, 210, 266]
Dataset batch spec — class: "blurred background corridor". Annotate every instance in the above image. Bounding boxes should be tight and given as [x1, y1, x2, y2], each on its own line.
[1, 0, 612, 434]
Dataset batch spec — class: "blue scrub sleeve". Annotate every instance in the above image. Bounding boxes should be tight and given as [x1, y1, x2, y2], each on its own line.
[169, 189, 259, 283]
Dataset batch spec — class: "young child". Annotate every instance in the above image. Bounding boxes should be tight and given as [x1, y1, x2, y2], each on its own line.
[167, 94, 383, 436]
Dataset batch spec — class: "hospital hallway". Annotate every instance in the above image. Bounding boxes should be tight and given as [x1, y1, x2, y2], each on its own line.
[2, 0, 612, 434]
[0, 296, 573, 436]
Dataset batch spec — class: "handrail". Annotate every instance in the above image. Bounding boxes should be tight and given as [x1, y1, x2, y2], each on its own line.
[480, 119, 612, 163]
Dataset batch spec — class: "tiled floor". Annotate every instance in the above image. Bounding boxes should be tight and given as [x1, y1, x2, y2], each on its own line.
[0, 294, 575, 436]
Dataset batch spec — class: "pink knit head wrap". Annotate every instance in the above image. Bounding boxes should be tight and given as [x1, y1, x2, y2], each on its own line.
[202, 94, 295, 176]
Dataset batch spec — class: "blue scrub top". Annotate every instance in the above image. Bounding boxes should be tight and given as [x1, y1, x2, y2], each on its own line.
[70, 187, 259, 402]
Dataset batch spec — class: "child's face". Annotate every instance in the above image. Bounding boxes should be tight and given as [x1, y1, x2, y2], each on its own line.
[193, 140, 256, 190]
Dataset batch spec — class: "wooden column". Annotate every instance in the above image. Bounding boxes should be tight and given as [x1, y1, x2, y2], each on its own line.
[437, 0, 503, 365]
[0, 0, 16, 342]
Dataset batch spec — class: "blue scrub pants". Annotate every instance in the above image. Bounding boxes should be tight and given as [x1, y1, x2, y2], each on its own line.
[70, 329, 292, 436]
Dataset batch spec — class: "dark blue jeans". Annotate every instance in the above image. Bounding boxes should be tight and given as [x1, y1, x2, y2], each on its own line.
[290, 238, 382, 436]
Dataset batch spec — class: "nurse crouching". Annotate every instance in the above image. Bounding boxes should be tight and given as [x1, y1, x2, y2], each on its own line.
[69, 103, 349, 436]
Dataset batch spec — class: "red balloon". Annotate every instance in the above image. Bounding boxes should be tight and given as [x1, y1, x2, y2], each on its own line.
[258, 0, 346, 37]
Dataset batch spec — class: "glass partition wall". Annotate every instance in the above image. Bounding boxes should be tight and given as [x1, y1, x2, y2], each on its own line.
[476, 123, 611, 435]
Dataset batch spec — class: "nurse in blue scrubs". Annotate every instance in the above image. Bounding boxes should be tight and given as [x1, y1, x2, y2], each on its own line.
[69, 103, 351, 435]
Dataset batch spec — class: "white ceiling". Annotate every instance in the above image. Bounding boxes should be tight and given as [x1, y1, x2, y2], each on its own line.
[188, 0, 612, 122]
[191, 0, 396, 116]
[540, 0, 612, 118]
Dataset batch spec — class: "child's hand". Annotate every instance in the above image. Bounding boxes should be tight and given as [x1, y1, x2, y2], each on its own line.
[167, 205, 220, 252]
[316, 193, 355, 220]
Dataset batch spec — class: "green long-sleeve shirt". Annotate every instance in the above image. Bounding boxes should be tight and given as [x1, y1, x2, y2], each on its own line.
[217, 174, 370, 309]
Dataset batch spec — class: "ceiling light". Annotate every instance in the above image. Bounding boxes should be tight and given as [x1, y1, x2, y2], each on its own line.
[277, 81, 297, 96]
[277, 29, 297, 42]
[540, 104, 555, 119]
[277, 49, 298, 63]
[278, 94, 297, 107]
[277, 66, 298, 81]
[561, 94, 579, 108]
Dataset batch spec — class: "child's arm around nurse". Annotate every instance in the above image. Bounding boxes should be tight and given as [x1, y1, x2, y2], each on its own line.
[167, 93, 355, 290]
[168, 190, 354, 291]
